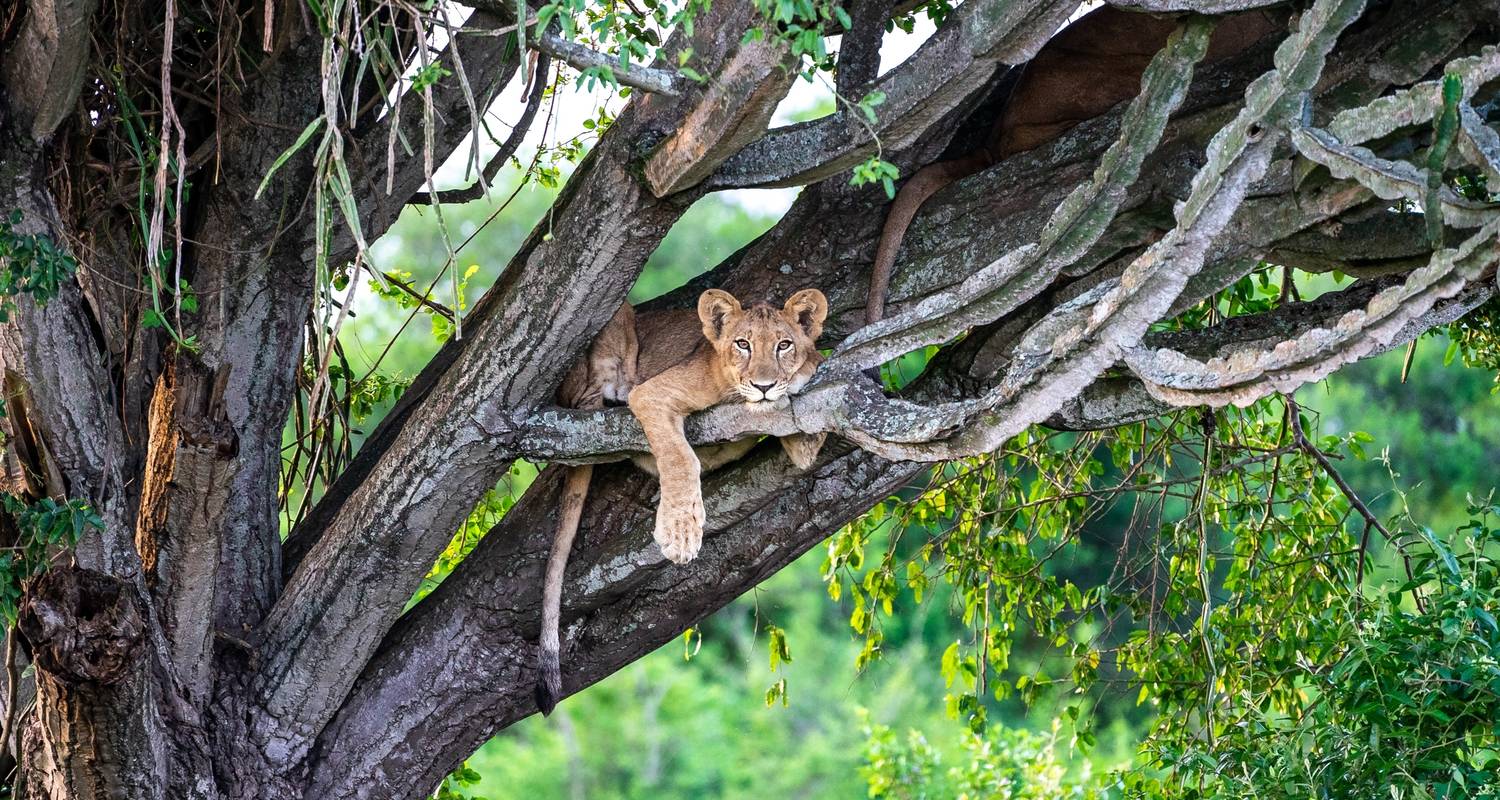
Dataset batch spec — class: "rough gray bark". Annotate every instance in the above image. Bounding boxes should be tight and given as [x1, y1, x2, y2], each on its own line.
[0, 0, 1495, 797]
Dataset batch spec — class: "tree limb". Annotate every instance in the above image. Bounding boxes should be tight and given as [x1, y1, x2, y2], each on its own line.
[257, 0, 799, 766]
[704, 0, 1083, 189]
[305, 444, 920, 800]
[408, 52, 552, 206]
[535, 31, 686, 96]
[0, 0, 98, 141]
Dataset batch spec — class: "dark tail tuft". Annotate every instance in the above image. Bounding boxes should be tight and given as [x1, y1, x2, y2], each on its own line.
[535, 646, 562, 716]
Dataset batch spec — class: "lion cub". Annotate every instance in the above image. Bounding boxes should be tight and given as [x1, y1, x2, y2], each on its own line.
[537, 288, 828, 713]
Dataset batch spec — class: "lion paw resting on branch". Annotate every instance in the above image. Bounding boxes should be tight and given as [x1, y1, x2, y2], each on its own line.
[537, 288, 828, 714]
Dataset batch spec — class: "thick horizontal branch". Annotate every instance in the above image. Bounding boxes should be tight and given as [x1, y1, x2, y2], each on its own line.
[1126, 217, 1500, 406]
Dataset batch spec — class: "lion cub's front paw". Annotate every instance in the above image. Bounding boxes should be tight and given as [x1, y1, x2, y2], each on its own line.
[653, 501, 704, 564]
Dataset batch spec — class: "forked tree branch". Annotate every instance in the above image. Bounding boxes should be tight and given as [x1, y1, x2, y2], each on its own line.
[256, 0, 802, 765]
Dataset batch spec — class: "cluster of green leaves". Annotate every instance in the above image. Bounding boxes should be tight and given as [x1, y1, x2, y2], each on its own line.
[1159, 260, 1288, 332]
[1442, 296, 1500, 393]
[886, 0, 953, 34]
[743, 0, 905, 197]
[765, 623, 793, 707]
[0, 211, 81, 323]
[317, 362, 412, 424]
[860, 709, 1109, 800]
[852, 149, 900, 199]
[413, 466, 534, 605]
[747, 0, 850, 74]
[0, 495, 103, 623]
[821, 378, 1500, 799]
[1132, 503, 1500, 799]
[434, 761, 489, 800]
[824, 421, 1115, 735]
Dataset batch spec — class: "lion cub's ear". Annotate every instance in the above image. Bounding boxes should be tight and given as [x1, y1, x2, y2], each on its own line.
[698, 289, 743, 343]
[782, 289, 828, 340]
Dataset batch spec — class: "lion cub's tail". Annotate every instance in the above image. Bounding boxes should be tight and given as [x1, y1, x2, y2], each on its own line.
[536, 463, 595, 716]
[866, 150, 995, 326]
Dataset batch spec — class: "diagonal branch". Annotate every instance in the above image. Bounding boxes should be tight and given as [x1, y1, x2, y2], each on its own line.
[456, 0, 687, 94]
[704, 0, 1084, 190]
[305, 444, 920, 800]
[255, 0, 801, 767]
[409, 52, 552, 206]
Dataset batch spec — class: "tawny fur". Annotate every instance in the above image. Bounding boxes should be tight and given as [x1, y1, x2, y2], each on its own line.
[866, 7, 1284, 325]
[536, 289, 828, 714]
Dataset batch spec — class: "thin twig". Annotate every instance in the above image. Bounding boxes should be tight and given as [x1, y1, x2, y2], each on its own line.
[1284, 394, 1418, 601]
[409, 51, 551, 205]
[1192, 413, 1218, 749]
[373, 268, 455, 320]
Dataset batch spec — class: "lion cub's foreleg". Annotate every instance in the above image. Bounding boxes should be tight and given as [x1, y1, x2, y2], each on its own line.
[627, 369, 713, 564]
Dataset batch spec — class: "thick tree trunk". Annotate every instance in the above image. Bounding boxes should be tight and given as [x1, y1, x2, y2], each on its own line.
[0, 0, 1494, 796]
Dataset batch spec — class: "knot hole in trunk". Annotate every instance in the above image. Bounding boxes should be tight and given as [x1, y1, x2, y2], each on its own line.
[17, 565, 145, 686]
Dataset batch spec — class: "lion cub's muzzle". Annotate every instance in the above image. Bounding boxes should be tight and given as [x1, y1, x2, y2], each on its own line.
[738, 381, 788, 404]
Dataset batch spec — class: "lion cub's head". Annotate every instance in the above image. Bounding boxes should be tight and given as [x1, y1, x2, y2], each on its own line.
[698, 288, 828, 406]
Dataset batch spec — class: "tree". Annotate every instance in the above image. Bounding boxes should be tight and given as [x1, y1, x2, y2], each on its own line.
[0, 0, 1497, 796]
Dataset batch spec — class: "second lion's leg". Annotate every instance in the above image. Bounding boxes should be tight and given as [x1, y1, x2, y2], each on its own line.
[778, 432, 827, 470]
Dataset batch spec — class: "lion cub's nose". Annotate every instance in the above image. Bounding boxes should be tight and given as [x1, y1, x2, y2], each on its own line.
[751, 382, 775, 397]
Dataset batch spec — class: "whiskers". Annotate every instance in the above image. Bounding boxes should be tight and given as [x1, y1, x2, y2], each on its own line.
[736, 383, 788, 405]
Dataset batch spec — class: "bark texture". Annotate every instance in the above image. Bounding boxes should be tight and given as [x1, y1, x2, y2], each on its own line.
[0, 0, 1495, 796]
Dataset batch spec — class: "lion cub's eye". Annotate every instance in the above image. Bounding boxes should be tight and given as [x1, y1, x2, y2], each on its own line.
[734, 339, 751, 352]
[776, 340, 793, 352]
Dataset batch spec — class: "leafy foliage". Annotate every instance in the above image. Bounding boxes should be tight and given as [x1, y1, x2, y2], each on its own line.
[434, 761, 489, 800]
[824, 384, 1500, 799]
[1443, 297, 1500, 393]
[860, 710, 1109, 800]
[1151, 505, 1500, 798]
[0, 495, 104, 624]
[0, 211, 81, 323]
[536, 0, 709, 90]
